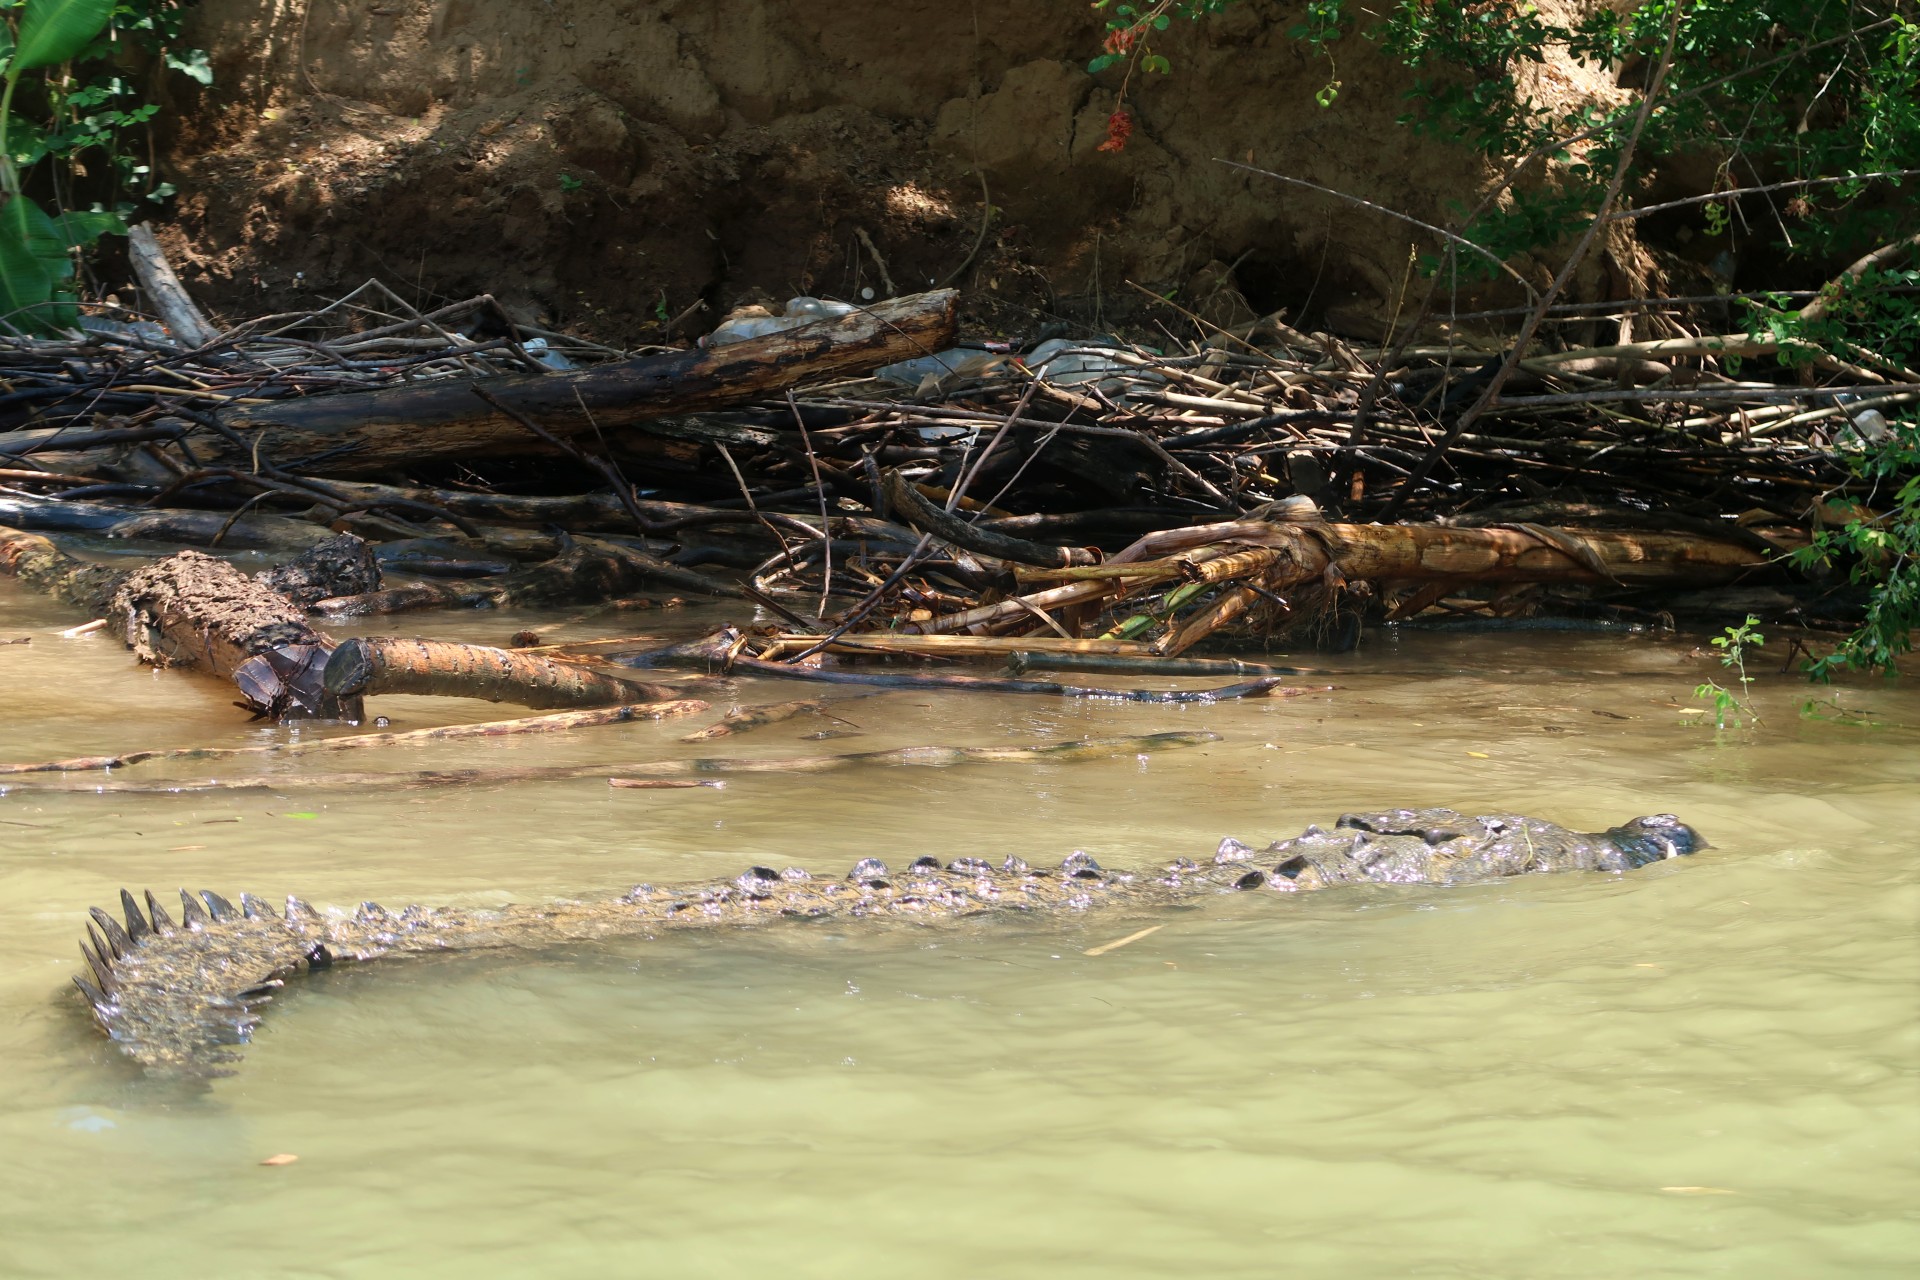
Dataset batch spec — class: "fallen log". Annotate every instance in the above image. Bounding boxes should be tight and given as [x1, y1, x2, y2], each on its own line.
[0, 528, 373, 718]
[127, 223, 219, 348]
[0, 731, 1219, 795]
[258, 533, 381, 607]
[0, 496, 333, 554]
[679, 698, 830, 743]
[29, 290, 959, 478]
[710, 652, 1326, 702]
[1003, 650, 1324, 679]
[325, 636, 692, 709]
[0, 701, 711, 776]
[315, 536, 739, 615]
[109, 550, 356, 719]
[610, 778, 727, 790]
[0, 525, 123, 616]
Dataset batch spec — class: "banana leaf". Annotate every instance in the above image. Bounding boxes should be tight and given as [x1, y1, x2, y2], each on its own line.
[11, 0, 115, 74]
[0, 192, 76, 331]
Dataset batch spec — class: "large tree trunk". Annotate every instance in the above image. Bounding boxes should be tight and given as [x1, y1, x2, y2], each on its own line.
[25, 290, 959, 478]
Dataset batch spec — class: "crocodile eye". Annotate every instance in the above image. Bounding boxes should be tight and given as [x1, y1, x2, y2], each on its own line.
[1060, 851, 1102, 877]
[1235, 871, 1268, 890]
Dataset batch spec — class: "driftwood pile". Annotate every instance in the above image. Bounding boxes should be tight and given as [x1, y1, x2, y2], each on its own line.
[0, 266, 1903, 732]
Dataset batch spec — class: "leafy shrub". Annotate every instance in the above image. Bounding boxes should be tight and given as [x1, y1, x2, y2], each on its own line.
[1087, 1, 1920, 675]
[0, 0, 207, 334]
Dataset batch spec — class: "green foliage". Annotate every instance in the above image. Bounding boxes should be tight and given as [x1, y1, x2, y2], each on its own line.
[1790, 418, 1920, 679]
[1693, 614, 1765, 728]
[1087, 1, 1920, 677]
[0, 0, 206, 334]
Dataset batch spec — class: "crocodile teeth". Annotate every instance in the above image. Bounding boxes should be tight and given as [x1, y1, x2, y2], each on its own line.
[87, 909, 131, 961]
[119, 890, 150, 942]
[143, 890, 176, 934]
[177, 889, 209, 930]
[201, 890, 238, 923]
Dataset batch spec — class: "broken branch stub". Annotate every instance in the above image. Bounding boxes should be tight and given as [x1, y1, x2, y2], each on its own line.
[881, 469, 1098, 567]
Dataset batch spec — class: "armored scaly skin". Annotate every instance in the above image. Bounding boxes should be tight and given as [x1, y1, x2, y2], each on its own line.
[72, 809, 1702, 1076]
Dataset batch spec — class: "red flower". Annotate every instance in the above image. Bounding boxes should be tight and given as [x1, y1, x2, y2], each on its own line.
[1097, 109, 1134, 154]
[1103, 26, 1140, 55]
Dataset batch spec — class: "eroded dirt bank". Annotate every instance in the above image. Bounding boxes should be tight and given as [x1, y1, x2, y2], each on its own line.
[153, 0, 1659, 342]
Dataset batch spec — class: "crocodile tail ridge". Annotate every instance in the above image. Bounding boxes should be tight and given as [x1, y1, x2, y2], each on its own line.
[72, 888, 315, 1077]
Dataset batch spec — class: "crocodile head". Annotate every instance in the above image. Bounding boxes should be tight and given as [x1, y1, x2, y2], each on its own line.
[1254, 808, 1704, 889]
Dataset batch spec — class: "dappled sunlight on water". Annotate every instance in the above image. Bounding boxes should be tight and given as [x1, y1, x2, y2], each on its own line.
[2, 580, 1916, 1277]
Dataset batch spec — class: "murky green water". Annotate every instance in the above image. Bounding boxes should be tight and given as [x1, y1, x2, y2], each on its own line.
[2, 576, 1916, 1278]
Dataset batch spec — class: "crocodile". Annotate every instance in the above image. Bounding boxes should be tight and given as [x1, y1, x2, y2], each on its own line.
[71, 808, 1703, 1077]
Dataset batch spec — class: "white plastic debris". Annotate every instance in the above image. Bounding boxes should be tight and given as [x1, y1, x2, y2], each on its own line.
[520, 337, 575, 371]
[874, 347, 1006, 391]
[705, 296, 861, 346]
[1021, 338, 1165, 396]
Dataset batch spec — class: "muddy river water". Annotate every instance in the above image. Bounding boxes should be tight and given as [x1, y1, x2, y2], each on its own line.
[1, 576, 1915, 1278]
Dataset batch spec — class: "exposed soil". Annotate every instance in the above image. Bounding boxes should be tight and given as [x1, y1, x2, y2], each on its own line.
[150, 1, 1697, 344]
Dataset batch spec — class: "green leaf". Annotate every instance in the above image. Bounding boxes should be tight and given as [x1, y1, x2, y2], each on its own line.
[1088, 53, 1122, 74]
[164, 47, 213, 87]
[12, 0, 116, 74]
[0, 193, 74, 333]
[50, 206, 122, 247]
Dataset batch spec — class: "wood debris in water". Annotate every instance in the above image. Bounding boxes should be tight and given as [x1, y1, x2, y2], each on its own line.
[0, 261, 1897, 750]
